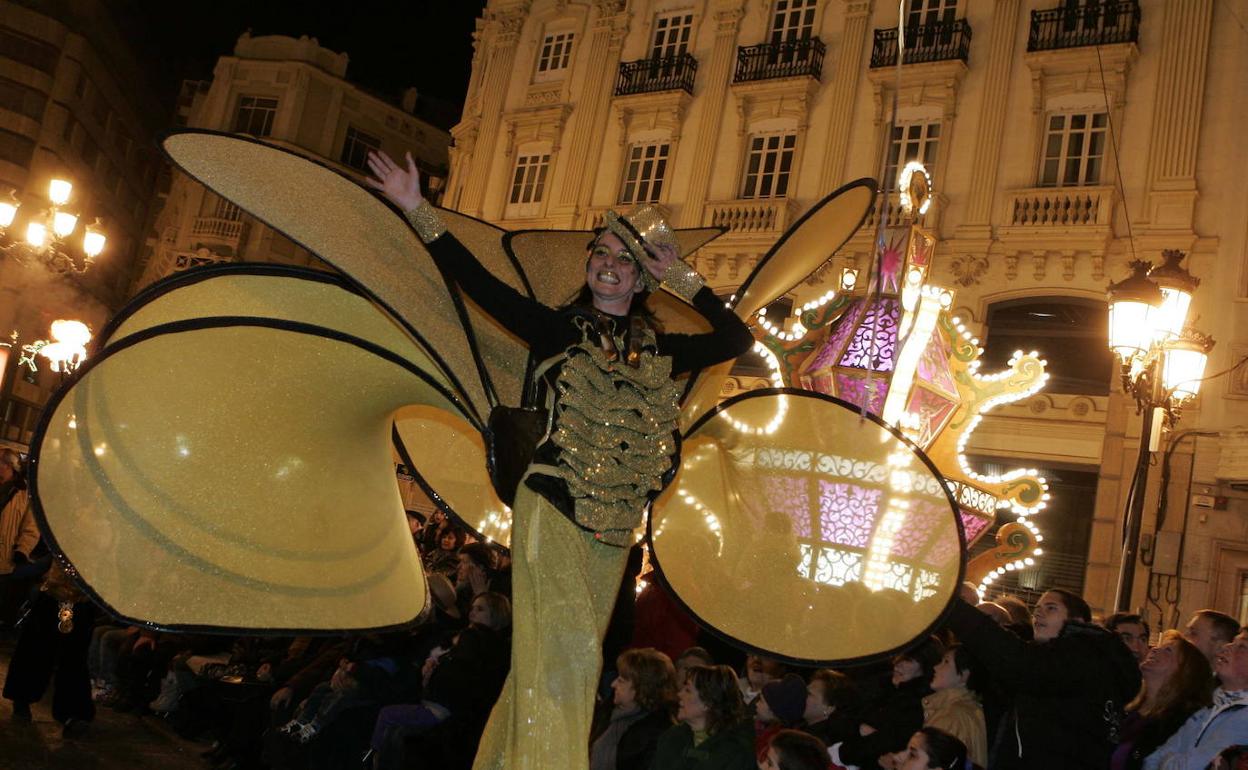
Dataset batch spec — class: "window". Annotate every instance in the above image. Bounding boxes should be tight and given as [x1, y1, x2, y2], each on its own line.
[233, 96, 278, 137]
[741, 133, 797, 199]
[0, 27, 59, 74]
[340, 126, 381, 172]
[619, 143, 670, 204]
[80, 130, 100, 167]
[1040, 112, 1107, 187]
[536, 32, 574, 75]
[508, 153, 551, 205]
[769, 0, 817, 44]
[61, 110, 76, 143]
[883, 122, 940, 191]
[74, 70, 88, 100]
[0, 128, 35, 169]
[0, 76, 47, 121]
[212, 194, 241, 221]
[652, 13, 693, 58]
[907, 0, 958, 27]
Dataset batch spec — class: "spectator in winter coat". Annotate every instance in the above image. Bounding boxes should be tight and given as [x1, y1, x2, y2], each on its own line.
[1112, 630, 1211, 770]
[944, 589, 1141, 770]
[650, 664, 755, 770]
[923, 644, 986, 766]
[830, 636, 942, 768]
[1144, 629, 1248, 770]
[801, 669, 860, 748]
[588, 647, 676, 770]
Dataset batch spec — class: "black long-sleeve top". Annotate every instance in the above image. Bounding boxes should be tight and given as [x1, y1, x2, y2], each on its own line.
[424, 230, 753, 535]
[424, 232, 753, 377]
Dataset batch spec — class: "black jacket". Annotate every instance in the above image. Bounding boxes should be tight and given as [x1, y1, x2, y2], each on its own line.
[946, 598, 1141, 770]
[589, 707, 674, 770]
[649, 720, 755, 770]
[837, 675, 930, 766]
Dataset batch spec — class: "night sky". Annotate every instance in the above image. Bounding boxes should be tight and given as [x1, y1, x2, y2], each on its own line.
[112, 0, 488, 128]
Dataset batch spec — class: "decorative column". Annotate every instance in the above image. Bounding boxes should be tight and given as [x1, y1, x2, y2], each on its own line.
[456, 5, 527, 218]
[1141, 0, 1213, 235]
[816, 0, 873, 193]
[682, 0, 744, 227]
[555, 0, 630, 221]
[957, 0, 1021, 238]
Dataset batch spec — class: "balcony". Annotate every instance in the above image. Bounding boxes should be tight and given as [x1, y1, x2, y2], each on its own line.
[706, 198, 798, 234]
[870, 20, 972, 68]
[733, 38, 826, 84]
[171, 247, 234, 273]
[1006, 186, 1114, 228]
[615, 53, 697, 97]
[190, 216, 246, 252]
[1028, 1, 1140, 52]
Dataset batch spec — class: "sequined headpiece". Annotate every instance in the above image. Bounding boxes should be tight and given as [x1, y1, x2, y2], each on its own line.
[601, 205, 680, 292]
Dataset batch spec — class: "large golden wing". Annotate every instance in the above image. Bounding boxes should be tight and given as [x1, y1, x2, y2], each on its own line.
[650, 389, 964, 665]
[32, 266, 471, 631]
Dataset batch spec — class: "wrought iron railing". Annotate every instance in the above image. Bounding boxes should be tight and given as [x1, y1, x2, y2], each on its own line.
[1028, 1, 1140, 52]
[733, 38, 826, 83]
[870, 19, 972, 68]
[615, 53, 698, 97]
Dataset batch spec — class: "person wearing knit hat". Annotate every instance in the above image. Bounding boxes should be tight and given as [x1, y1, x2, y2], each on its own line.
[755, 673, 809, 762]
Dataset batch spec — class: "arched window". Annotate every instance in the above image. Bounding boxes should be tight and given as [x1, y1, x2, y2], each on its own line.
[981, 297, 1112, 395]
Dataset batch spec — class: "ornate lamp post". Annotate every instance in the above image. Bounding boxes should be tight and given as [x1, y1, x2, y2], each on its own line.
[1107, 250, 1212, 612]
[0, 178, 107, 274]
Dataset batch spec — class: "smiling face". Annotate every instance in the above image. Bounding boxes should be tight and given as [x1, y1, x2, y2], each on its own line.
[585, 232, 643, 311]
[1214, 631, 1248, 691]
[1033, 591, 1070, 642]
[1140, 638, 1180, 683]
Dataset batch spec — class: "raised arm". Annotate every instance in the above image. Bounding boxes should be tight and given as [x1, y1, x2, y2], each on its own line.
[367, 150, 558, 346]
[656, 281, 754, 376]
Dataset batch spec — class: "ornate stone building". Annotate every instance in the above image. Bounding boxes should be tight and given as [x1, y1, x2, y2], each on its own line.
[448, 0, 1248, 625]
[136, 33, 451, 287]
[0, 0, 163, 444]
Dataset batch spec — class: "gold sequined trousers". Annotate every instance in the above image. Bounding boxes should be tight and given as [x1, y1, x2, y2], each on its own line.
[471, 486, 630, 770]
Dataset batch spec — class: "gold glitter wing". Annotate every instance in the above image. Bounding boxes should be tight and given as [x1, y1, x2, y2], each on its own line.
[31, 265, 472, 631]
[649, 389, 964, 665]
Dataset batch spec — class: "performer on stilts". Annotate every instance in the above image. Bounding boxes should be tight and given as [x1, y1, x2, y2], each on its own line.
[365, 149, 753, 769]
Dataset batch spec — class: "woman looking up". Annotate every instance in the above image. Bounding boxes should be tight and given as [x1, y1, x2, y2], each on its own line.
[366, 150, 752, 770]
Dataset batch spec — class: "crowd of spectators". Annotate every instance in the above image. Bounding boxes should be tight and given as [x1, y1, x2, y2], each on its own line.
[4, 462, 1248, 769]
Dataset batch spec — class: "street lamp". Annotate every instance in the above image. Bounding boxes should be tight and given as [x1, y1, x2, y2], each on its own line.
[0, 179, 107, 274]
[1107, 249, 1213, 612]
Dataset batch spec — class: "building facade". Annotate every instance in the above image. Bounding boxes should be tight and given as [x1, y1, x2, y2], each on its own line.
[448, 0, 1248, 627]
[0, 0, 164, 445]
[135, 32, 452, 287]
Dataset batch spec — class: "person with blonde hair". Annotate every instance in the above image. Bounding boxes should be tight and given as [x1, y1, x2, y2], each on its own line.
[1112, 630, 1212, 770]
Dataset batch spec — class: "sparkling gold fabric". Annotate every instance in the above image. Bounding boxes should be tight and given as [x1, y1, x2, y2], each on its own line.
[651, 391, 962, 663]
[160, 132, 525, 425]
[660, 260, 706, 302]
[34, 321, 455, 630]
[472, 486, 629, 770]
[542, 334, 680, 546]
[403, 200, 447, 243]
[732, 179, 876, 318]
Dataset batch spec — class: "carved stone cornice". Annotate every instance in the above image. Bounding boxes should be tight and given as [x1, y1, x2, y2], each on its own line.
[613, 90, 693, 144]
[730, 77, 819, 134]
[1023, 42, 1137, 114]
[866, 59, 968, 123]
[842, 0, 872, 15]
[500, 104, 573, 157]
